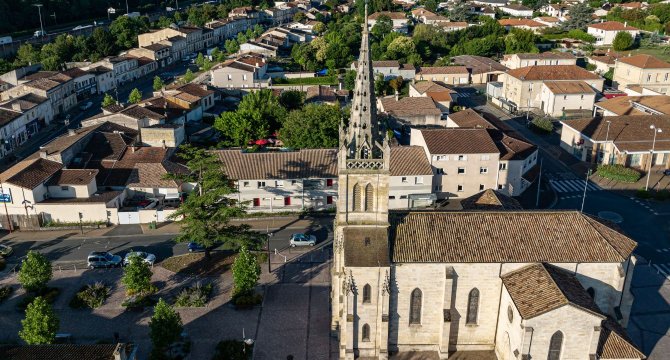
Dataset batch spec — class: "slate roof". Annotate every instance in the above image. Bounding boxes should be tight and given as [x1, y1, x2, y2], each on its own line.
[0, 158, 62, 189]
[562, 115, 670, 152]
[617, 54, 670, 69]
[460, 189, 523, 210]
[214, 149, 338, 180]
[594, 95, 670, 115]
[506, 65, 601, 81]
[501, 263, 604, 319]
[389, 146, 432, 176]
[47, 169, 98, 185]
[389, 211, 637, 263]
[419, 128, 500, 154]
[0, 344, 121, 360]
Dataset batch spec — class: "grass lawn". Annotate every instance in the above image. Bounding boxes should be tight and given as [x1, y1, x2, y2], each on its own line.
[160, 251, 235, 276]
[625, 46, 670, 62]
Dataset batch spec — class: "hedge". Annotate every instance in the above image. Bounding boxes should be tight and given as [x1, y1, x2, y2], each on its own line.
[596, 164, 642, 183]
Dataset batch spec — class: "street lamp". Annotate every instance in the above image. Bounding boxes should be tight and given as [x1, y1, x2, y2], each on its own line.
[603, 120, 611, 165]
[645, 125, 662, 191]
[33, 4, 45, 38]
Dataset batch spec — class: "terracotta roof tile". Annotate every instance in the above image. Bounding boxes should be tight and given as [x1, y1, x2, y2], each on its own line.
[598, 318, 646, 359]
[344, 227, 390, 267]
[369, 11, 406, 20]
[562, 115, 670, 152]
[595, 95, 670, 115]
[460, 189, 523, 210]
[213, 149, 338, 180]
[390, 211, 637, 263]
[452, 55, 507, 74]
[447, 109, 494, 129]
[543, 81, 596, 94]
[380, 97, 442, 117]
[618, 54, 670, 69]
[47, 169, 98, 185]
[420, 128, 500, 154]
[498, 19, 546, 27]
[507, 65, 601, 81]
[516, 52, 576, 60]
[1, 158, 62, 189]
[389, 146, 432, 176]
[588, 21, 639, 31]
[417, 66, 469, 75]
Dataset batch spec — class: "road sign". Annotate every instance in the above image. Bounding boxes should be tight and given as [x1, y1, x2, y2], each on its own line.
[0, 192, 11, 203]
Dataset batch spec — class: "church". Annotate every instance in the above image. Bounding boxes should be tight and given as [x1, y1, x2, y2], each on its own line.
[330, 5, 645, 360]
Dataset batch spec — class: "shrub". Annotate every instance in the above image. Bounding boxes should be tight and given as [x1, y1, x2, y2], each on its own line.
[122, 295, 157, 310]
[174, 282, 213, 307]
[531, 117, 554, 134]
[655, 189, 670, 201]
[18, 287, 60, 310]
[18, 251, 52, 292]
[69, 282, 110, 309]
[0, 285, 14, 303]
[232, 246, 260, 298]
[597, 164, 643, 183]
[122, 254, 154, 296]
[213, 340, 253, 360]
[233, 293, 262, 310]
[636, 188, 652, 199]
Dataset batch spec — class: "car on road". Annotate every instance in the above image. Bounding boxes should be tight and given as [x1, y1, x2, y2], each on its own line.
[79, 101, 93, 110]
[123, 251, 156, 266]
[187, 242, 205, 252]
[87, 251, 122, 269]
[0, 244, 13, 257]
[664, 169, 670, 176]
[289, 233, 316, 247]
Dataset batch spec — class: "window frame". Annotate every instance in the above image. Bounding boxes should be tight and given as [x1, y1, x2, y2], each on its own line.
[409, 288, 422, 325]
[466, 288, 480, 325]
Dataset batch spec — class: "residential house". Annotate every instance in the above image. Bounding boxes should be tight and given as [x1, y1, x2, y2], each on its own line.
[128, 43, 172, 68]
[560, 114, 670, 168]
[378, 96, 443, 126]
[501, 52, 577, 69]
[305, 85, 338, 105]
[408, 81, 456, 114]
[415, 66, 470, 85]
[368, 12, 409, 33]
[138, 27, 205, 62]
[587, 21, 640, 46]
[452, 55, 507, 83]
[593, 95, 670, 116]
[613, 54, 670, 95]
[588, 51, 620, 74]
[498, 18, 547, 33]
[350, 60, 416, 80]
[229, 6, 262, 23]
[471, 0, 508, 7]
[86, 103, 166, 131]
[445, 108, 495, 129]
[239, 41, 279, 57]
[500, 4, 534, 17]
[437, 21, 468, 32]
[540, 3, 569, 18]
[210, 54, 269, 88]
[89, 56, 140, 86]
[264, 3, 299, 24]
[411, 8, 450, 24]
[1, 71, 76, 116]
[617, 1, 648, 10]
[61, 68, 97, 101]
[387, 146, 435, 208]
[539, 81, 596, 117]
[0, 94, 53, 158]
[410, 125, 538, 198]
[499, 65, 604, 114]
[469, 5, 496, 18]
[85, 66, 115, 94]
[533, 16, 561, 27]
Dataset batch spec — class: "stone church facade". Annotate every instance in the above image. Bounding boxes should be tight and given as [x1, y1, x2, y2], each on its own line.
[330, 6, 645, 360]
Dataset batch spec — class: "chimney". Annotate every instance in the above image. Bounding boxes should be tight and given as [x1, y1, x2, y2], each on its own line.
[68, 129, 76, 136]
[113, 344, 128, 360]
[395, 92, 399, 101]
[162, 139, 166, 149]
[39, 150, 48, 159]
[624, 21, 627, 27]
[11, 103, 21, 111]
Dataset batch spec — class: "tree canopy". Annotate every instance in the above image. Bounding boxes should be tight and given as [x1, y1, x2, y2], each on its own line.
[19, 297, 59, 345]
[150, 299, 183, 352]
[128, 88, 143, 104]
[18, 251, 52, 292]
[232, 246, 260, 297]
[122, 254, 154, 296]
[214, 90, 286, 146]
[563, 2, 594, 31]
[279, 104, 344, 149]
[612, 31, 635, 51]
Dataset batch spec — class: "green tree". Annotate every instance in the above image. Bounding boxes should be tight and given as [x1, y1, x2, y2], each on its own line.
[211, 47, 222, 62]
[388, 76, 404, 94]
[225, 39, 240, 54]
[149, 298, 183, 353]
[166, 145, 254, 257]
[19, 297, 59, 345]
[14, 44, 41, 68]
[153, 76, 164, 92]
[563, 2, 593, 30]
[313, 21, 326, 34]
[279, 90, 304, 111]
[109, 15, 149, 49]
[279, 104, 343, 148]
[448, 0, 472, 22]
[386, 36, 417, 63]
[18, 251, 52, 292]
[128, 88, 143, 104]
[291, 43, 316, 71]
[196, 53, 205, 68]
[121, 254, 153, 296]
[203, 57, 213, 71]
[157, 16, 174, 28]
[374, 73, 387, 96]
[183, 69, 195, 83]
[232, 246, 260, 297]
[612, 31, 634, 51]
[371, 15, 393, 39]
[215, 90, 286, 145]
[88, 28, 117, 59]
[102, 93, 116, 108]
[344, 69, 357, 91]
[294, 12, 306, 22]
[504, 29, 539, 54]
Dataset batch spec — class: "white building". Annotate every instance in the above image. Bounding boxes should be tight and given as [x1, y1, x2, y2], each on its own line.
[587, 21, 640, 46]
[539, 81, 597, 117]
[500, 4, 533, 17]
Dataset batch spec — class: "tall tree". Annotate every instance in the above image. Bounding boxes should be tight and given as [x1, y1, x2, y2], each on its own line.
[225, 38, 240, 54]
[612, 31, 634, 51]
[232, 246, 260, 297]
[563, 2, 594, 31]
[388, 76, 404, 94]
[128, 88, 143, 104]
[371, 15, 393, 40]
[504, 29, 539, 54]
[279, 104, 344, 148]
[19, 297, 59, 345]
[122, 254, 154, 296]
[14, 44, 41, 68]
[109, 16, 149, 49]
[183, 69, 195, 83]
[153, 76, 164, 92]
[18, 251, 52, 292]
[102, 93, 116, 108]
[150, 299, 183, 354]
[166, 145, 256, 256]
[279, 90, 304, 111]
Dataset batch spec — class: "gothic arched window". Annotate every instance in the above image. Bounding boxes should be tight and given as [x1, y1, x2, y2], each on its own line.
[365, 183, 374, 211]
[362, 324, 370, 342]
[547, 331, 563, 360]
[363, 284, 371, 303]
[352, 183, 361, 211]
[409, 288, 422, 324]
[467, 288, 480, 324]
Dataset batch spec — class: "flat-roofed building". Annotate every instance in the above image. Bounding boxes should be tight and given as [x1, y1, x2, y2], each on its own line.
[540, 81, 597, 117]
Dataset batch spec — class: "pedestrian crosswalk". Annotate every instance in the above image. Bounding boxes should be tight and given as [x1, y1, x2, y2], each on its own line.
[656, 248, 670, 253]
[455, 92, 476, 98]
[549, 179, 601, 193]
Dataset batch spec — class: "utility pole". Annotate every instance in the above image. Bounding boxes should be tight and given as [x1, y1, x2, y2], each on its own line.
[33, 4, 45, 38]
[50, 12, 57, 25]
[645, 125, 662, 191]
[580, 169, 592, 213]
[535, 158, 543, 208]
[125, 0, 130, 15]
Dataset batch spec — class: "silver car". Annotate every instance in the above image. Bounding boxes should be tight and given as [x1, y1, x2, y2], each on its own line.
[87, 251, 122, 269]
[289, 233, 316, 247]
[123, 251, 156, 266]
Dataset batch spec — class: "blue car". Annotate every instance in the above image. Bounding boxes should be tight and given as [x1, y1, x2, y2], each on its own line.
[187, 242, 205, 252]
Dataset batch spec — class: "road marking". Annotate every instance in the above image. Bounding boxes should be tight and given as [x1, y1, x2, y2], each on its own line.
[550, 179, 602, 193]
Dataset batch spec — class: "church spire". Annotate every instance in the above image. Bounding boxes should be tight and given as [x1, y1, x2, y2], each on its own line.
[341, 0, 384, 160]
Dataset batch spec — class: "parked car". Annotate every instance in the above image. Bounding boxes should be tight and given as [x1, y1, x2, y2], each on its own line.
[289, 233, 316, 247]
[79, 101, 93, 110]
[664, 169, 670, 176]
[123, 251, 156, 266]
[187, 242, 205, 252]
[0, 244, 13, 257]
[87, 251, 122, 269]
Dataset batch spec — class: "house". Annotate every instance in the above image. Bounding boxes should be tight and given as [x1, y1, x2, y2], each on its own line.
[415, 66, 470, 85]
[588, 51, 620, 74]
[210, 54, 269, 89]
[229, 6, 262, 22]
[469, 4, 496, 18]
[560, 114, 670, 168]
[305, 85, 338, 105]
[88, 56, 140, 86]
[612, 54, 670, 95]
[387, 146, 435, 208]
[498, 18, 547, 33]
[617, 1, 648, 10]
[499, 65, 604, 114]
[593, 95, 670, 116]
[408, 81, 456, 114]
[0, 343, 138, 360]
[264, 3, 299, 24]
[378, 96, 443, 126]
[539, 81, 596, 117]
[0, 94, 53, 158]
[61, 68, 97, 101]
[128, 43, 172, 68]
[410, 125, 538, 198]
[0, 71, 77, 117]
[437, 21, 468, 32]
[410, 8, 450, 24]
[451, 55, 507, 83]
[501, 52, 577, 69]
[500, 4, 533, 17]
[587, 21, 640, 46]
[138, 26, 205, 62]
[540, 3, 569, 18]
[471, 0, 508, 7]
[533, 16, 561, 27]
[350, 60, 415, 80]
[85, 66, 115, 94]
[239, 41, 278, 57]
[368, 12, 409, 33]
